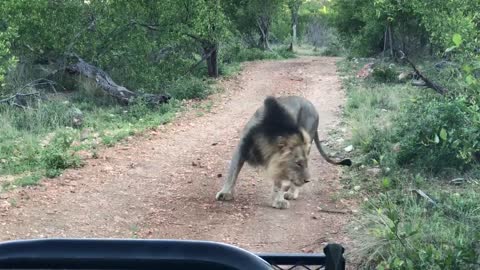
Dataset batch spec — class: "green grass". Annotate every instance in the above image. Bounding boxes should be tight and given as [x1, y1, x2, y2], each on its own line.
[351, 186, 480, 269]
[0, 93, 181, 187]
[338, 58, 480, 269]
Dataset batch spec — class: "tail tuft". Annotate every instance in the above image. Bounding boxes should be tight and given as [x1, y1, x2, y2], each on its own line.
[339, 159, 352, 166]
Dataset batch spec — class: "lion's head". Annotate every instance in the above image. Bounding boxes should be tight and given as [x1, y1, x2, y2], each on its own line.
[267, 129, 311, 187]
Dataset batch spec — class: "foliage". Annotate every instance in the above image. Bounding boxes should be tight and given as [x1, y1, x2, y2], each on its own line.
[371, 64, 397, 83]
[0, 24, 17, 92]
[0, 95, 179, 182]
[329, 0, 384, 56]
[222, 0, 286, 48]
[393, 96, 480, 173]
[339, 57, 480, 269]
[166, 77, 213, 100]
[42, 129, 82, 178]
[329, 0, 480, 58]
[353, 190, 480, 269]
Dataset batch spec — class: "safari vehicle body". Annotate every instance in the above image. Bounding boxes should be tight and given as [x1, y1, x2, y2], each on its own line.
[0, 238, 346, 270]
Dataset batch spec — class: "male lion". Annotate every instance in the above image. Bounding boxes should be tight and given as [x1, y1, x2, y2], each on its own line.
[216, 96, 351, 209]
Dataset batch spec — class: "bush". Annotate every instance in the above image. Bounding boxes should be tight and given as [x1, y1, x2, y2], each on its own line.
[392, 96, 480, 173]
[42, 129, 82, 178]
[166, 77, 212, 100]
[321, 34, 345, 56]
[371, 65, 398, 83]
[337, 36, 480, 270]
[233, 47, 278, 62]
[352, 190, 480, 269]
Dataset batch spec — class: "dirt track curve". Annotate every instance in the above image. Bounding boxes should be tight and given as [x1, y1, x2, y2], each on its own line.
[0, 56, 355, 255]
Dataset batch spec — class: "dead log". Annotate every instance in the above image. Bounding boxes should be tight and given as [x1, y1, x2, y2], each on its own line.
[398, 50, 448, 95]
[65, 56, 170, 105]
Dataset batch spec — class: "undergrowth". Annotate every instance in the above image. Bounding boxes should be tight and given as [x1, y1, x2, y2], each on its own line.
[0, 94, 181, 190]
[338, 58, 480, 269]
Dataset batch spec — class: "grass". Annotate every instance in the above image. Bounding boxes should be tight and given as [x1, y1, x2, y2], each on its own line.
[337, 58, 480, 269]
[0, 93, 182, 188]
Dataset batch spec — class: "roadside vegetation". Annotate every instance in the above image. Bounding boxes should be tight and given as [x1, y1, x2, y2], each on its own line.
[327, 0, 480, 268]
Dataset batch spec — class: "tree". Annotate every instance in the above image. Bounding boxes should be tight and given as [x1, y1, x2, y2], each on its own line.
[180, 0, 231, 77]
[0, 25, 17, 92]
[222, 0, 284, 50]
[287, 0, 302, 51]
[254, 0, 285, 50]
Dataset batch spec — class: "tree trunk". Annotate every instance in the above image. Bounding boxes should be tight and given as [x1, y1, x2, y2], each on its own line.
[259, 33, 270, 50]
[288, 1, 300, 51]
[205, 45, 218, 77]
[257, 17, 271, 50]
[383, 25, 388, 59]
[288, 23, 297, 51]
[388, 24, 394, 57]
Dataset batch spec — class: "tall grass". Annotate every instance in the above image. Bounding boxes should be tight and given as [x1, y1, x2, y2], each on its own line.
[0, 93, 180, 189]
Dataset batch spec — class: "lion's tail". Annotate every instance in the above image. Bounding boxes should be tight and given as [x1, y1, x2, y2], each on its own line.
[313, 131, 352, 166]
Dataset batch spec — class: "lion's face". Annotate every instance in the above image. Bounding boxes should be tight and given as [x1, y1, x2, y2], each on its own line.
[287, 144, 311, 186]
[267, 130, 312, 186]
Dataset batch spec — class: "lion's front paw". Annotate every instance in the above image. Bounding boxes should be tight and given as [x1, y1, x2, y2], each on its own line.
[216, 191, 234, 201]
[284, 192, 298, 200]
[272, 199, 290, 209]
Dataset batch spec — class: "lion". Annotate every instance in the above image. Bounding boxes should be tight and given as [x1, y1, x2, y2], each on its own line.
[216, 96, 351, 209]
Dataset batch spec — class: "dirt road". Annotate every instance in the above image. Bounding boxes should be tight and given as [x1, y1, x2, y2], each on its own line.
[0, 56, 354, 254]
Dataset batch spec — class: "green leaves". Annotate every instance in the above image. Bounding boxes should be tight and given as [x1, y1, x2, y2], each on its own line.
[439, 128, 448, 141]
[452, 33, 463, 46]
[381, 177, 391, 189]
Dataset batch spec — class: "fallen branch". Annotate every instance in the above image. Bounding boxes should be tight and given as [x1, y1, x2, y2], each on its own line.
[398, 50, 448, 95]
[317, 207, 351, 215]
[411, 189, 437, 206]
[0, 78, 65, 108]
[450, 178, 466, 185]
[0, 92, 40, 108]
[65, 55, 170, 105]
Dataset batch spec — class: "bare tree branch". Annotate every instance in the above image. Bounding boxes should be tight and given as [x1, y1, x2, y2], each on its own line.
[0, 92, 41, 108]
[398, 50, 448, 95]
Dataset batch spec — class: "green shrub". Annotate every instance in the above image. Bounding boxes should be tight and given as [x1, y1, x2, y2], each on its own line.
[339, 51, 480, 270]
[352, 190, 480, 269]
[393, 96, 480, 173]
[0, 133, 42, 175]
[41, 129, 82, 178]
[166, 77, 212, 100]
[222, 44, 296, 64]
[371, 65, 397, 83]
[13, 174, 42, 187]
[235, 47, 278, 61]
[322, 35, 345, 56]
[274, 47, 296, 58]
